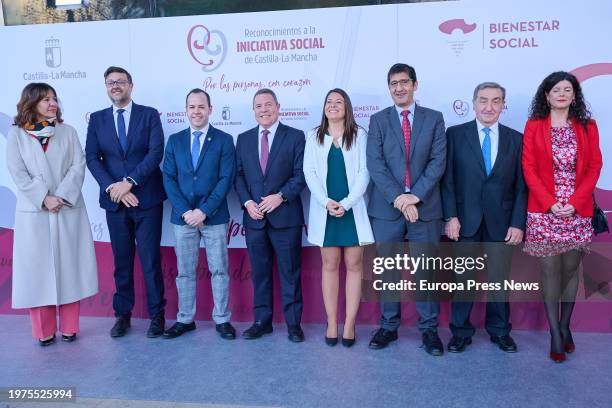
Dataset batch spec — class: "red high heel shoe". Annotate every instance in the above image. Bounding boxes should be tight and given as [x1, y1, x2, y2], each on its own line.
[549, 351, 566, 363]
[563, 342, 575, 353]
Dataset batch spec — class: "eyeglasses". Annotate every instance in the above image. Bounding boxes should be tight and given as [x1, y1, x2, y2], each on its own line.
[105, 80, 130, 87]
[389, 79, 413, 88]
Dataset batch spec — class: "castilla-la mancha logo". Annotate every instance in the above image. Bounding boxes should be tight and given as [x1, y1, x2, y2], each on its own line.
[187, 25, 227, 72]
[45, 37, 61, 68]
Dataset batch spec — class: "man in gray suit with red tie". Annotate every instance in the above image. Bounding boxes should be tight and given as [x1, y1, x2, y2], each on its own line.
[366, 63, 447, 354]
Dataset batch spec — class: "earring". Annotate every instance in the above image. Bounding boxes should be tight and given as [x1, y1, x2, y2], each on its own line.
[571, 99, 576, 107]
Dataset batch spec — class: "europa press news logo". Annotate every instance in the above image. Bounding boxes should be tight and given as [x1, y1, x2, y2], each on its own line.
[45, 37, 62, 68]
[187, 25, 227, 72]
[438, 18, 477, 56]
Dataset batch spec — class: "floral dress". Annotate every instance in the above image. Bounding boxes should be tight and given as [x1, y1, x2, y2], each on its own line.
[524, 126, 593, 257]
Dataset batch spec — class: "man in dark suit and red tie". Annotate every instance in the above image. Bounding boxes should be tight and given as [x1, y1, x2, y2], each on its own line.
[234, 88, 307, 342]
[441, 82, 526, 353]
[85, 66, 166, 339]
[366, 63, 447, 355]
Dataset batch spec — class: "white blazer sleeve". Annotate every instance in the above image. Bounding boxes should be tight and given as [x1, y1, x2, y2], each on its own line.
[340, 128, 370, 211]
[303, 130, 330, 208]
[54, 125, 86, 207]
[6, 127, 48, 211]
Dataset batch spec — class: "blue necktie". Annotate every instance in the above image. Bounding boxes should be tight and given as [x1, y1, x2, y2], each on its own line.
[117, 109, 128, 153]
[482, 127, 492, 176]
[191, 130, 203, 168]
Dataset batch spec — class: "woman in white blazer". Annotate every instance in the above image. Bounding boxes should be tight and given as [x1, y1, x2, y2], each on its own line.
[7, 83, 98, 346]
[303, 88, 374, 347]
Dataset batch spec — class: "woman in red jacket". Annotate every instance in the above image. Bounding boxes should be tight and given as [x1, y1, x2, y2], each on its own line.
[522, 71, 602, 363]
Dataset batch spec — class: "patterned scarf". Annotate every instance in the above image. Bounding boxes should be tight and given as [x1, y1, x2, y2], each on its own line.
[24, 119, 56, 152]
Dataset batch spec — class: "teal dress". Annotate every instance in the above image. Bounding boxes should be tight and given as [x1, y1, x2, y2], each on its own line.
[323, 144, 359, 247]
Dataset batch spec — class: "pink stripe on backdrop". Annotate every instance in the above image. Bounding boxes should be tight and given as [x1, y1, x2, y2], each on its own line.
[0, 227, 610, 332]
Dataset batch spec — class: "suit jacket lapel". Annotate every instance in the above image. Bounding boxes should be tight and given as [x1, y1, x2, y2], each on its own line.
[195, 126, 214, 170]
[248, 127, 265, 180]
[388, 108, 406, 156]
[490, 124, 510, 177]
[181, 129, 194, 171]
[409, 105, 425, 159]
[466, 120, 486, 175]
[104, 107, 124, 156]
[265, 123, 286, 177]
[125, 103, 140, 155]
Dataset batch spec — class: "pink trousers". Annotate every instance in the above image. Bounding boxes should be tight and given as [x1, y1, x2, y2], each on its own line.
[29, 301, 80, 339]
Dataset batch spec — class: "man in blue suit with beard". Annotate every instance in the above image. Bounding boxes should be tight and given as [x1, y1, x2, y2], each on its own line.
[86, 66, 166, 338]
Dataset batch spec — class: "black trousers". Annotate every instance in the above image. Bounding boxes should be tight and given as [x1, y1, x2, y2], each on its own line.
[245, 224, 303, 327]
[450, 220, 513, 338]
[106, 204, 165, 318]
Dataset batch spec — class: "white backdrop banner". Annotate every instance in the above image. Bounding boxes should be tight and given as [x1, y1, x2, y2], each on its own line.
[0, 0, 611, 247]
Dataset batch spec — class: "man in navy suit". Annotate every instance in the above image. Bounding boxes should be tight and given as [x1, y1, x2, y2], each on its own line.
[85, 66, 166, 338]
[162, 89, 236, 340]
[366, 63, 447, 354]
[234, 88, 307, 342]
[442, 82, 526, 353]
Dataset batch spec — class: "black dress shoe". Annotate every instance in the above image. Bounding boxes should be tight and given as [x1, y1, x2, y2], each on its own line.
[242, 321, 273, 339]
[163, 322, 196, 339]
[447, 336, 472, 353]
[288, 325, 305, 343]
[216, 322, 236, 340]
[422, 330, 444, 356]
[147, 315, 165, 338]
[490, 334, 517, 353]
[61, 333, 77, 342]
[110, 316, 131, 338]
[368, 328, 398, 350]
[39, 334, 56, 347]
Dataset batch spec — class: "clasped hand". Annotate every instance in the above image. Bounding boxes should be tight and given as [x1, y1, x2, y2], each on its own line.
[550, 202, 575, 218]
[326, 200, 345, 217]
[43, 195, 65, 213]
[394, 193, 419, 222]
[109, 181, 139, 208]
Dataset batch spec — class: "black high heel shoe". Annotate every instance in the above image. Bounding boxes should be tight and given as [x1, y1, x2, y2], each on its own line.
[325, 324, 338, 347]
[341, 336, 356, 348]
[38, 334, 56, 347]
[342, 326, 356, 348]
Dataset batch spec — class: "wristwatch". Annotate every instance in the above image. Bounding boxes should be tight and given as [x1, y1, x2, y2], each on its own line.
[278, 191, 287, 202]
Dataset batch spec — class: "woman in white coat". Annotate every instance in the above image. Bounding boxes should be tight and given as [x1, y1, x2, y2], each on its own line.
[7, 83, 98, 346]
[304, 88, 374, 347]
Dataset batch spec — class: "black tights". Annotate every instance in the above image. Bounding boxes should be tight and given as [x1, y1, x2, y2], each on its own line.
[539, 250, 582, 353]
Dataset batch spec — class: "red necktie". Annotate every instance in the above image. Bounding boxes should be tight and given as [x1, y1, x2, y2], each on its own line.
[260, 129, 270, 174]
[401, 110, 411, 189]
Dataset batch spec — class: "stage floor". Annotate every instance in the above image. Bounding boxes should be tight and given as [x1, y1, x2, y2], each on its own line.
[1, 315, 611, 408]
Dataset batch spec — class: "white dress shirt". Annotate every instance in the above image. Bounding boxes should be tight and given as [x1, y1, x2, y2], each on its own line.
[190, 124, 210, 156]
[476, 120, 499, 167]
[112, 100, 133, 137]
[244, 120, 280, 207]
[395, 101, 415, 132]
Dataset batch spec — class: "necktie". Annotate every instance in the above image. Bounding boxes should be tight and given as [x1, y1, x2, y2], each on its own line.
[482, 127, 492, 176]
[260, 129, 270, 174]
[117, 109, 128, 153]
[191, 130, 203, 169]
[401, 110, 411, 189]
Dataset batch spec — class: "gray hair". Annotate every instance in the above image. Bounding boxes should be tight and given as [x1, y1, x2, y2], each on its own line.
[472, 82, 506, 101]
[252, 88, 278, 106]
